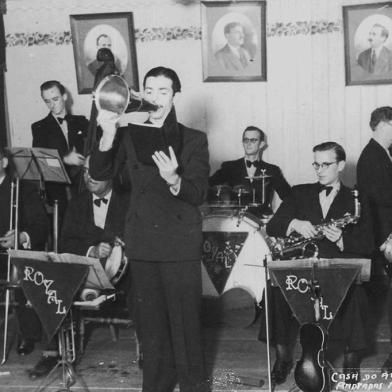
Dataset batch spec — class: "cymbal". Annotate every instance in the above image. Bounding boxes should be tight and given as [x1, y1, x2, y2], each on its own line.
[210, 184, 231, 193]
[233, 184, 251, 194]
[245, 174, 272, 180]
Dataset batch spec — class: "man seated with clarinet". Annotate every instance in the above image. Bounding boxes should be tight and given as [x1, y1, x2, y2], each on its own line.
[259, 142, 373, 385]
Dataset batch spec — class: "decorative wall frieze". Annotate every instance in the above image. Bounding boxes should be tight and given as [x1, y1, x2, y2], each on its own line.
[5, 20, 342, 47]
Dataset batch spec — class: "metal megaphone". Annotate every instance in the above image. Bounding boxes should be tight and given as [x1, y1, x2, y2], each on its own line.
[94, 74, 159, 115]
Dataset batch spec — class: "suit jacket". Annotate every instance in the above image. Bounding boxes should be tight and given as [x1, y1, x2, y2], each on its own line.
[31, 113, 89, 210]
[0, 175, 48, 251]
[357, 46, 392, 75]
[215, 44, 251, 71]
[266, 182, 373, 259]
[90, 111, 209, 262]
[209, 158, 292, 212]
[59, 189, 129, 255]
[357, 138, 392, 247]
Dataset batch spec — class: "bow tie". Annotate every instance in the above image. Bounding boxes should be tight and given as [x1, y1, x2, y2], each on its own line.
[94, 197, 108, 207]
[246, 160, 260, 168]
[318, 184, 334, 196]
[57, 115, 69, 124]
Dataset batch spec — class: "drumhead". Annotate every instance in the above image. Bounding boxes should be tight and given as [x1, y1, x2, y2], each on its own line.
[201, 210, 270, 327]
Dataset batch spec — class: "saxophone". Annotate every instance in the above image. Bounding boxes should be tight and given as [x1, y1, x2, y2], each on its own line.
[269, 189, 361, 259]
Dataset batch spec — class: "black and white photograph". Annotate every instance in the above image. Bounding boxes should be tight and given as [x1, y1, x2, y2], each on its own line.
[2, 0, 392, 391]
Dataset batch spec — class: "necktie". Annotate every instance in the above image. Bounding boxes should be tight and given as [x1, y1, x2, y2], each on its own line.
[246, 160, 260, 168]
[318, 184, 333, 196]
[370, 50, 376, 73]
[94, 197, 108, 207]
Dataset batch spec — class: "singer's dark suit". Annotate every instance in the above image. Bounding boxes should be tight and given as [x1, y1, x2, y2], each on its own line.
[90, 112, 210, 392]
[209, 158, 291, 217]
[0, 175, 49, 343]
[31, 113, 89, 216]
[260, 182, 372, 355]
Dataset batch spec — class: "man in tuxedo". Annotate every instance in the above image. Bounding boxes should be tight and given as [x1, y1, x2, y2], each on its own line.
[27, 155, 130, 379]
[31, 80, 89, 220]
[215, 22, 252, 72]
[0, 146, 48, 357]
[357, 23, 392, 76]
[90, 66, 210, 392]
[209, 125, 291, 218]
[357, 106, 392, 372]
[261, 142, 372, 385]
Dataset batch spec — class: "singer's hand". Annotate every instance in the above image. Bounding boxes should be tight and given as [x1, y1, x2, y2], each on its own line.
[63, 147, 85, 166]
[151, 146, 180, 186]
[97, 109, 120, 150]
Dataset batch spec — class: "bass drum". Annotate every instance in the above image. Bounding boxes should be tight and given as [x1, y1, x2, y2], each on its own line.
[201, 211, 271, 327]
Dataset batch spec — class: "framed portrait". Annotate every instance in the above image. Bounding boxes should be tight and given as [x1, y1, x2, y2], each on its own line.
[343, 2, 392, 86]
[70, 12, 139, 94]
[201, 1, 266, 82]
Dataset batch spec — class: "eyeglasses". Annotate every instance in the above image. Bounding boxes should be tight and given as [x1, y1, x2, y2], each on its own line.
[242, 138, 260, 144]
[312, 161, 338, 170]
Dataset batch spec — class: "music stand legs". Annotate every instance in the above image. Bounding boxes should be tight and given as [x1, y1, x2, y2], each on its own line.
[34, 316, 89, 392]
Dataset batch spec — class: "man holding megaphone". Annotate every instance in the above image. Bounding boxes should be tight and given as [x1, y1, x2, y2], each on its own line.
[90, 67, 211, 392]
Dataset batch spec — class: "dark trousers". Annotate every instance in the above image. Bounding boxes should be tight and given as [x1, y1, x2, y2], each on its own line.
[131, 259, 209, 392]
[259, 283, 368, 354]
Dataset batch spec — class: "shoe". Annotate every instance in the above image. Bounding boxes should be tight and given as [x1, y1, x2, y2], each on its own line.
[28, 355, 58, 380]
[382, 353, 392, 373]
[271, 358, 293, 385]
[16, 339, 35, 356]
[343, 351, 362, 385]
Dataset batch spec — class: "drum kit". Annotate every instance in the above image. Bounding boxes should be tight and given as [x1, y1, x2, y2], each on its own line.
[201, 171, 275, 327]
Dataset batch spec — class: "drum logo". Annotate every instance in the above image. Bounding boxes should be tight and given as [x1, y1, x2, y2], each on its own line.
[202, 232, 248, 293]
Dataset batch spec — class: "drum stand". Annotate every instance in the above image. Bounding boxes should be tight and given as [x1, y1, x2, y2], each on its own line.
[35, 310, 89, 392]
[263, 254, 273, 392]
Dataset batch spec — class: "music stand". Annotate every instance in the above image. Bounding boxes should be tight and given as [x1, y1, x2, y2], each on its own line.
[9, 250, 114, 392]
[1, 147, 70, 365]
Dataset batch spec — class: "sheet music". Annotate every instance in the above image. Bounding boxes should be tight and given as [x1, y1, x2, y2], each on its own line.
[9, 250, 114, 291]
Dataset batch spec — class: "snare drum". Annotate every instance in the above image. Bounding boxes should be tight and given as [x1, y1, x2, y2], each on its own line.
[201, 210, 271, 326]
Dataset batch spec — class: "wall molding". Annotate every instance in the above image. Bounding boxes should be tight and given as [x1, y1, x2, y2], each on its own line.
[6, 20, 342, 47]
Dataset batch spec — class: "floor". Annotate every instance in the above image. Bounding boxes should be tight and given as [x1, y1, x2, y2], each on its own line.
[0, 287, 390, 392]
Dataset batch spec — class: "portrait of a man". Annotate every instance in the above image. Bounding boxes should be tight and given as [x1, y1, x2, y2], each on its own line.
[357, 23, 392, 76]
[201, 1, 266, 82]
[70, 13, 139, 94]
[214, 22, 253, 72]
[343, 4, 392, 85]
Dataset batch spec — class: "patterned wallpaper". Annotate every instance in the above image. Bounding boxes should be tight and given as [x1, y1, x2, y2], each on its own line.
[6, 20, 342, 47]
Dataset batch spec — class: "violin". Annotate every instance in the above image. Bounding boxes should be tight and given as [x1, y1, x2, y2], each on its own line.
[294, 278, 331, 392]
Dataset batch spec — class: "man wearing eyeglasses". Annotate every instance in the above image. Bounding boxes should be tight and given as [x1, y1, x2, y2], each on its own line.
[209, 125, 291, 217]
[260, 141, 372, 386]
[357, 106, 392, 373]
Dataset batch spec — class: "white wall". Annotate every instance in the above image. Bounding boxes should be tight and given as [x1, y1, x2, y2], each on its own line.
[5, 0, 392, 188]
